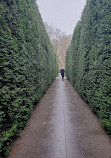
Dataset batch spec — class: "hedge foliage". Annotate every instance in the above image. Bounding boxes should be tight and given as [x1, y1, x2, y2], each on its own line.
[65, 0, 111, 135]
[0, 0, 58, 157]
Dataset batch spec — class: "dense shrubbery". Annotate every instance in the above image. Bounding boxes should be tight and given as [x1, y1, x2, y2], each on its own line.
[0, 0, 58, 157]
[66, 0, 111, 135]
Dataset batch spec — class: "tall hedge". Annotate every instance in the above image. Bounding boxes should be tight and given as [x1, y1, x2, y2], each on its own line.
[0, 0, 58, 156]
[65, 0, 111, 135]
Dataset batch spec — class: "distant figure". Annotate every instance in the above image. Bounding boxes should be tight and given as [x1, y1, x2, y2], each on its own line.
[60, 68, 65, 80]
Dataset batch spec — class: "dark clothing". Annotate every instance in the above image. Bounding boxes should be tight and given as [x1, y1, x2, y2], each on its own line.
[60, 68, 65, 79]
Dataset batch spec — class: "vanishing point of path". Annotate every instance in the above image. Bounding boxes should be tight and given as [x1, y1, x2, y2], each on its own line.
[8, 76, 111, 158]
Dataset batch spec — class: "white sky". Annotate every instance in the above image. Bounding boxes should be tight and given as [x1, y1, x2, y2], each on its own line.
[37, 0, 86, 35]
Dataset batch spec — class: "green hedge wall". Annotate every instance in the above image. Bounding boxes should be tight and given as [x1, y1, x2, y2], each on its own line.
[0, 0, 58, 157]
[65, 0, 111, 135]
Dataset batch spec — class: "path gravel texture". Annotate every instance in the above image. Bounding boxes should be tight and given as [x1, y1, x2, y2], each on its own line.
[8, 75, 111, 158]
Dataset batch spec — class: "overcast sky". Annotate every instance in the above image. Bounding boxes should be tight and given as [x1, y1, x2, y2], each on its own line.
[37, 0, 86, 35]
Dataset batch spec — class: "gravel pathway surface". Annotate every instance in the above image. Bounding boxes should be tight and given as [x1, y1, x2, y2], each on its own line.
[8, 76, 111, 158]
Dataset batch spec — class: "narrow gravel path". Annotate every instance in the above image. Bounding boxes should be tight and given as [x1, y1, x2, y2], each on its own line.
[8, 76, 111, 158]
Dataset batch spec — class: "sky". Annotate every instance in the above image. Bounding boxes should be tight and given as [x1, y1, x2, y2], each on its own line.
[36, 0, 86, 35]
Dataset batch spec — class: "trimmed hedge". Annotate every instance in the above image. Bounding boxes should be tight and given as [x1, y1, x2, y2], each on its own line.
[0, 0, 58, 157]
[65, 0, 111, 135]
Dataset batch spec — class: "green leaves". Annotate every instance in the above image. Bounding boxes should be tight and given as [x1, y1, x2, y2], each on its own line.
[0, 0, 57, 157]
[65, 0, 111, 136]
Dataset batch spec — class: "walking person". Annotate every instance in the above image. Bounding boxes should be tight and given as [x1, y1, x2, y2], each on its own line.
[60, 67, 65, 80]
